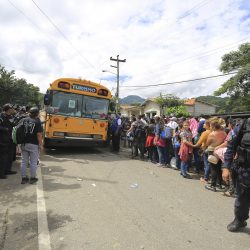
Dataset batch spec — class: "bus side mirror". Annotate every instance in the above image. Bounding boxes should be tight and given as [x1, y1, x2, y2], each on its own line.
[109, 102, 115, 112]
[44, 93, 51, 106]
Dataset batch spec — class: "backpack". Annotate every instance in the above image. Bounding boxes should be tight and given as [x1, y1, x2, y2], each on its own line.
[160, 126, 173, 139]
[236, 118, 250, 167]
[110, 118, 118, 133]
[12, 120, 26, 144]
[134, 124, 146, 138]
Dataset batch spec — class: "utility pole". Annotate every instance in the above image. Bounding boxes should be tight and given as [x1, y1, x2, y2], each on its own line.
[110, 55, 126, 113]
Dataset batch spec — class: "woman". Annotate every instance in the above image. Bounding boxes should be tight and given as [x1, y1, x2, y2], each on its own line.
[205, 118, 227, 192]
[189, 120, 211, 183]
[179, 121, 193, 178]
[145, 118, 156, 163]
[154, 117, 167, 166]
[173, 123, 183, 170]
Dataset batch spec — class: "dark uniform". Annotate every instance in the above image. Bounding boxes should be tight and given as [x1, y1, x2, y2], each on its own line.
[223, 119, 250, 232]
[110, 115, 122, 152]
[0, 110, 16, 178]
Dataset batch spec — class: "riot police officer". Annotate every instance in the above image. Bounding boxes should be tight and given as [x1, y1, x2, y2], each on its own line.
[222, 118, 250, 232]
[0, 104, 16, 178]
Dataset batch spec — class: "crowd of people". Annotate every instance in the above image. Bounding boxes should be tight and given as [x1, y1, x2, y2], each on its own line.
[109, 113, 250, 232]
[109, 113, 244, 195]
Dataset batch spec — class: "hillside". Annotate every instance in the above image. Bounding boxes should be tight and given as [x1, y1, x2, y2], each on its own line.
[120, 95, 145, 105]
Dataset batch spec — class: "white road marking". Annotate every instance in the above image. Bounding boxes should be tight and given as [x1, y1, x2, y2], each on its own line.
[36, 166, 51, 250]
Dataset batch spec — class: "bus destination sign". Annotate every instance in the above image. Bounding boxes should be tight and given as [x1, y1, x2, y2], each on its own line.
[72, 84, 97, 93]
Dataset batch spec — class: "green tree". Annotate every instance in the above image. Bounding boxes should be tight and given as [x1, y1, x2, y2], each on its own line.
[214, 43, 250, 111]
[165, 105, 190, 117]
[0, 65, 42, 107]
[155, 93, 183, 115]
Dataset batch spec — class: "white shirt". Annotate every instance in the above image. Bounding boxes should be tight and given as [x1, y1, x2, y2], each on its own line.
[167, 121, 178, 130]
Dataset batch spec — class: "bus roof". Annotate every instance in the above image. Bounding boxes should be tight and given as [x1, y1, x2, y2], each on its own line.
[48, 78, 112, 99]
[51, 78, 109, 90]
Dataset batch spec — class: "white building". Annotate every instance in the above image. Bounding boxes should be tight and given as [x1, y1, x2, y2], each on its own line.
[184, 98, 217, 116]
[120, 97, 216, 117]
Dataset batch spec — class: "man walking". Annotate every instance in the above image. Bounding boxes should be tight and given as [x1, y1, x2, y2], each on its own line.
[20, 107, 43, 184]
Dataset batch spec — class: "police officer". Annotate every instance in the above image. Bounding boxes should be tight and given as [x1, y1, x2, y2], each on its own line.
[110, 113, 122, 152]
[222, 118, 250, 232]
[0, 104, 16, 178]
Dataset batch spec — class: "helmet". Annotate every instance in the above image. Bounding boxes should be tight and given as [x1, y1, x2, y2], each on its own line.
[29, 107, 39, 116]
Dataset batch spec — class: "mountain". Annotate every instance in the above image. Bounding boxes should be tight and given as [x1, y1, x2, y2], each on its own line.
[120, 95, 145, 105]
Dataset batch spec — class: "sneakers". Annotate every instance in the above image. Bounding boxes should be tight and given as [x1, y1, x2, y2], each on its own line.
[216, 185, 226, 192]
[156, 163, 164, 167]
[183, 174, 192, 179]
[227, 218, 247, 232]
[29, 177, 38, 184]
[21, 177, 29, 184]
[205, 184, 216, 192]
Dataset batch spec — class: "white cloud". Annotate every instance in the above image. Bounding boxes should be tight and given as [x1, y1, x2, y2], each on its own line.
[0, 0, 249, 99]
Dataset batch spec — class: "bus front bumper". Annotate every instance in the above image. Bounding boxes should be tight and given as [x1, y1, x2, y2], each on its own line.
[44, 137, 105, 147]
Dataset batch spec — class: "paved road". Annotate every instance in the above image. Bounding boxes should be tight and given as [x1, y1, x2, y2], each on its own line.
[0, 147, 250, 250]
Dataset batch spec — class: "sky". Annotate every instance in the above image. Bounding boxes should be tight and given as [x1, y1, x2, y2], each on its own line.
[0, 0, 250, 99]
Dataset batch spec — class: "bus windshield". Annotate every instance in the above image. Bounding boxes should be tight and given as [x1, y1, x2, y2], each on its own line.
[52, 91, 109, 119]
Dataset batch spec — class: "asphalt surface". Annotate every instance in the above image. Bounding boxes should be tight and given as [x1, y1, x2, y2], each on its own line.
[0, 146, 250, 250]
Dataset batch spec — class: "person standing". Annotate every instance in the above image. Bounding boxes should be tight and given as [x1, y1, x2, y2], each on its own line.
[0, 104, 16, 178]
[20, 107, 43, 184]
[222, 118, 250, 232]
[179, 121, 193, 178]
[110, 113, 122, 152]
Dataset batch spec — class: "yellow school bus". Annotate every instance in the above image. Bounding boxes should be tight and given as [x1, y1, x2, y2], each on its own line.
[43, 78, 113, 147]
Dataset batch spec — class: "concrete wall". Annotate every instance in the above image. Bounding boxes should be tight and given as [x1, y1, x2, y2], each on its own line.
[185, 102, 216, 116]
[144, 101, 161, 118]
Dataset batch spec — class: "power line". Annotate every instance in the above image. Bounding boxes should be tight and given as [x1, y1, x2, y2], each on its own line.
[120, 72, 236, 89]
[177, 0, 211, 21]
[145, 37, 249, 81]
[31, 0, 97, 72]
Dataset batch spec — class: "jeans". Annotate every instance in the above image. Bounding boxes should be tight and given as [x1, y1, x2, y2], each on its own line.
[174, 146, 181, 169]
[147, 146, 157, 162]
[210, 161, 222, 187]
[157, 146, 167, 164]
[165, 139, 174, 164]
[21, 143, 39, 178]
[193, 148, 201, 173]
[181, 161, 189, 176]
[203, 153, 210, 180]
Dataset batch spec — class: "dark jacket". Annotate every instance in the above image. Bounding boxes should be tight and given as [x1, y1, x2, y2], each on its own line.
[0, 113, 14, 144]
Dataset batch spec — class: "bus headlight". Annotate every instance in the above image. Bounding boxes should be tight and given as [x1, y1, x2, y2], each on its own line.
[53, 132, 65, 137]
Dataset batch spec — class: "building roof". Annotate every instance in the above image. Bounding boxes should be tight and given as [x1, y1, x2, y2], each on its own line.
[184, 98, 218, 107]
[141, 97, 157, 106]
[120, 104, 142, 111]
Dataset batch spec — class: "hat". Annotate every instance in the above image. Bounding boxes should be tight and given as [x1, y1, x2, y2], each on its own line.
[3, 103, 13, 112]
[170, 117, 177, 121]
[208, 155, 219, 165]
[29, 107, 39, 116]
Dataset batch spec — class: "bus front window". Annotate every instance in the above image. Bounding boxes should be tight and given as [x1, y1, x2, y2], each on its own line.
[82, 96, 109, 120]
[52, 91, 82, 117]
